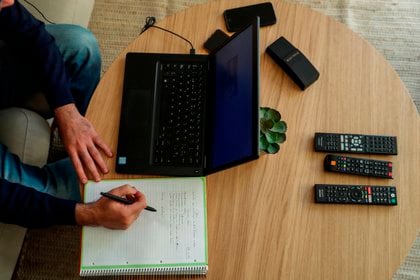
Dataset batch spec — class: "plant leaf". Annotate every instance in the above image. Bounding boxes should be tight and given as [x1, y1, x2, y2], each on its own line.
[260, 119, 274, 132]
[266, 108, 281, 122]
[271, 121, 287, 133]
[259, 134, 269, 150]
[266, 131, 281, 143]
[277, 133, 286, 143]
[259, 107, 286, 154]
[259, 107, 268, 119]
[267, 143, 280, 154]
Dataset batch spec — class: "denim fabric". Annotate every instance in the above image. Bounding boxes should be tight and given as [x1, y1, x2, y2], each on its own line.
[0, 144, 81, 201]
[0, 24, 101, 201]
[45, 24, 101, 115]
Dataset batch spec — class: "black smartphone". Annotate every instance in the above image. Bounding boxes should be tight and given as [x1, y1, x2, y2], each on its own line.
[203, 29, 230, 52]
[223, 2, 276, 32]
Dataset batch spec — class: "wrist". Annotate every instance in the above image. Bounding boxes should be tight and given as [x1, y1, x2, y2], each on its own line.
[75, 203, 100, 226]
[54, 103, 79, 121]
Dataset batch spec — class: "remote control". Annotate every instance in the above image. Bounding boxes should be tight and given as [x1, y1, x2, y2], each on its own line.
[324, 154, 393, 179]
[314, 184, 397, 205]
[314, 133, 397, 155]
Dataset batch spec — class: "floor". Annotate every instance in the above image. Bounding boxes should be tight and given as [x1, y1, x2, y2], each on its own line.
[0, 225, 26, 279]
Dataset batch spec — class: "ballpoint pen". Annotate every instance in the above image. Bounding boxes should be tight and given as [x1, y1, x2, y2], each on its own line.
[100, 192, 157, 212]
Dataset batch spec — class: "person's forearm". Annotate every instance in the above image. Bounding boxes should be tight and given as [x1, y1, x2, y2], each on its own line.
[0, 179, 77, 228]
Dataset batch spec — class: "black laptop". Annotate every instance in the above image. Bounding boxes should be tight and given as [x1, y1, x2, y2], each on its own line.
[116, 19, 260, 176]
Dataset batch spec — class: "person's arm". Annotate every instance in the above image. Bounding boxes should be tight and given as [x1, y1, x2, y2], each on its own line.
[0, 178, 76, 228]
[0, 179, 146, 229]
[0, 1, 74, 109]
[0, 2, 113, 183]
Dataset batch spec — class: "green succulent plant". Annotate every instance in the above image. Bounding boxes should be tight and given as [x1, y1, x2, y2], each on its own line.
[259, 107, 287, 154]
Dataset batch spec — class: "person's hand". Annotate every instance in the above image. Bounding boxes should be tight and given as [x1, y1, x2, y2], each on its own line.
[75, 185, 147, 229]
[54, 103, 113, 184]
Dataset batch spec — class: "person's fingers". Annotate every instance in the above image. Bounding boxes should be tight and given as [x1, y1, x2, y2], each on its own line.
[132, 191, 147, 210]
[110, 185, 147, 211]
[87, 144, 109, 174]
[133, 190, 145, 201]
[110, 184, 138, 196]
[78, 146, 101, 182]
[93, 135, 113, 158]
[68, 150, 88, 184]
[92, 186, 147, 229]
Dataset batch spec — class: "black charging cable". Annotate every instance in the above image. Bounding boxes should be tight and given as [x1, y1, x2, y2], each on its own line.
[140, 16, 196, 55]
[23, 0, 55, 24]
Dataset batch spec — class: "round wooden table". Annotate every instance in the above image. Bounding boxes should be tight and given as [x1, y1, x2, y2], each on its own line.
[86, 0, 420, 279]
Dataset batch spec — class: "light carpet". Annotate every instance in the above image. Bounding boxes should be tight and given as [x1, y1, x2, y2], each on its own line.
[13, 1, 420, 279]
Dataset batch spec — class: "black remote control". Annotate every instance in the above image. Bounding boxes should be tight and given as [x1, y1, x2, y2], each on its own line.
[314, 133, 397, 155]
[315, 184, 397, 205]
[324, 154, 393, 179]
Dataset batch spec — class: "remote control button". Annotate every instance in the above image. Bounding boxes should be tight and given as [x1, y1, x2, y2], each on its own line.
[350, 188, 363, 202]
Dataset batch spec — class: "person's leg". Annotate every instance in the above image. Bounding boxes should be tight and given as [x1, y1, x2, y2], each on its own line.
[0, 24, 101, 116]
[0, 143, 80, 201]
[0, 25, 100, 200]
[45, 24, 101, 115]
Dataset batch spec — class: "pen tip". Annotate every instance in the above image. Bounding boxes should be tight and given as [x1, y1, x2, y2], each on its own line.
[146, 206, 157, 212]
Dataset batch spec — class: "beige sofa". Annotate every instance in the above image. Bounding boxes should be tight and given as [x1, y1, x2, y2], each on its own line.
[0, 1, 94, 278]
[0, 109, 51, 279]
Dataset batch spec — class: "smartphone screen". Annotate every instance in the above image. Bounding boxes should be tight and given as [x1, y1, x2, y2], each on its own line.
[223, 2, 276, 32]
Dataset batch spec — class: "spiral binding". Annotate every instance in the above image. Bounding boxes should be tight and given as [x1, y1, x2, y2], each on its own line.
[80, 265, 208, 276]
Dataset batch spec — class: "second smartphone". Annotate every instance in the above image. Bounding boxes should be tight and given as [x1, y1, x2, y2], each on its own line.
[223, 2, 277, 32]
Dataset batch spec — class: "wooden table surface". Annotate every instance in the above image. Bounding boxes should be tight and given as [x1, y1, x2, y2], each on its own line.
[86, 0, 420, 279]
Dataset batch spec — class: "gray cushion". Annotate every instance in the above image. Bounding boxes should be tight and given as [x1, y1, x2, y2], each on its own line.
[0, 107, 51, 279]
[0, 107, 50, 167]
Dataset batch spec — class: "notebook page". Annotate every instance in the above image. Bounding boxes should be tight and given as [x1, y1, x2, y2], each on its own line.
[81, 177, 207, 270]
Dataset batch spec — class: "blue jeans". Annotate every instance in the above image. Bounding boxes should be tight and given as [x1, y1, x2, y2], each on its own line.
[0, 24, 101, 201]
[45, 24, 101, 115]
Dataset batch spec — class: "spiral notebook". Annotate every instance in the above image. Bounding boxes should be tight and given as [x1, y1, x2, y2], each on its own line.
[79, 177, 208, 276]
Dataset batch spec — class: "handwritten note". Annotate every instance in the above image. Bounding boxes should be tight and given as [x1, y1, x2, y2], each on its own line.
[81, 177, 206, 268]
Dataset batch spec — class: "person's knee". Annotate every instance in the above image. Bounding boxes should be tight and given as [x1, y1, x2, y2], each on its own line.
[71, 26, 101, 76]
[66, 25, 101, 61]
[46, 24, 102, 74]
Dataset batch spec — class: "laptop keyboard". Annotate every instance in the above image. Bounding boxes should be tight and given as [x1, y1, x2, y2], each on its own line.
[153, 61, 207, 166]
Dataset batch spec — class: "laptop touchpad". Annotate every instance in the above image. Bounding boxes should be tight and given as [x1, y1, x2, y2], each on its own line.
[118, 88, 153, 167]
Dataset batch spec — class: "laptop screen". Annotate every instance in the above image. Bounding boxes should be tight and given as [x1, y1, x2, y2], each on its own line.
[206, 20, 259, 172]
